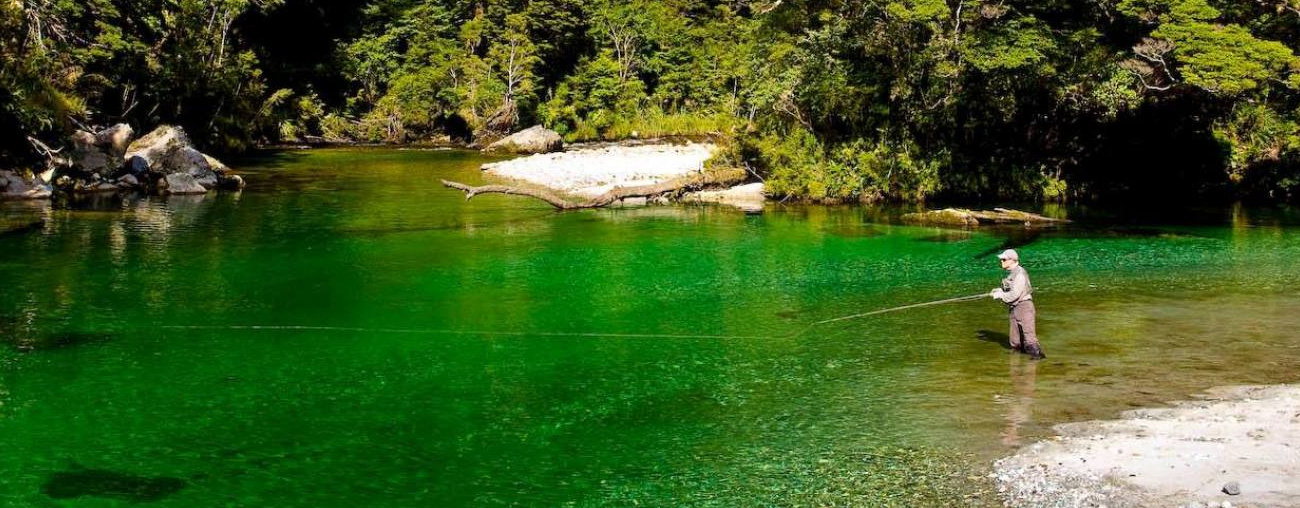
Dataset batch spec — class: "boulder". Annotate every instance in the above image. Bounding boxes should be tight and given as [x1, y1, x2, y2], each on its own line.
[0, 170, 54, 200]
[124, 125, 234, 192]
[95, 124, 134, 159]
[483, 125, 563, 154]
[69, 130, 114, 175]
[160, 173, 207, 195]
[201, 153, 229, 173]
[125, 125, 191, 172]
[126, 155, 150, 175]
[68, 124, 136, 176]
[683, 182, 766, 213]
[116, 174, 140, 189]
[217, 174, 246, 190]
[162, 146, 218, 188]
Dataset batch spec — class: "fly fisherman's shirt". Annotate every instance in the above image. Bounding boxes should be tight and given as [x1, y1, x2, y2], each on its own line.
[998, 266, 1033, 307]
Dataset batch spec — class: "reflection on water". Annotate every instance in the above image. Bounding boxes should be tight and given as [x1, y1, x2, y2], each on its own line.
[1000, 355, 1039, 447]
[0, 148, 1298, 506]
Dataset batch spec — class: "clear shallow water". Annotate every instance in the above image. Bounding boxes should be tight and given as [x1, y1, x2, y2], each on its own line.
[1, 148, 1299, 506]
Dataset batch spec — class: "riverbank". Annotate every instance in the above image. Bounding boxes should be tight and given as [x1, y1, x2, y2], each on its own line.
[995, 384, 1300, 507]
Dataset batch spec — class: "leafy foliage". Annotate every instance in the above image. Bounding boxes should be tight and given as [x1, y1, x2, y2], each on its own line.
[2, 0, 1299, 201]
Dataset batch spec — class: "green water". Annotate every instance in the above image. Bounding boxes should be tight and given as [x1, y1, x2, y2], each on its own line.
[2, 148, 1299, 507]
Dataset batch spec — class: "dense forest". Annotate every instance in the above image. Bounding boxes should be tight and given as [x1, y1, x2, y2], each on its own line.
[3, 0, 1299, 202]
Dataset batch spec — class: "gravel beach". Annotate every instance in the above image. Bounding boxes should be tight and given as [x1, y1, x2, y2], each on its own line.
[995, 384, 1300, 507]
[481, 142, 718, 197]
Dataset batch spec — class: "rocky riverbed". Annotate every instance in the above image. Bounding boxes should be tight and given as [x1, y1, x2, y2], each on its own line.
[995, 384, 1300, 508]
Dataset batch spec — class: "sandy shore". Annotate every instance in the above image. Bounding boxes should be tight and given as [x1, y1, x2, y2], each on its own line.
[481, 142, 717, 197]
[995, 384, 1300, 507]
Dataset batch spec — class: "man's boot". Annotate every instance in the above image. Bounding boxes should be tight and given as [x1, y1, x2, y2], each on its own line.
[1025, 344, 1046, 360]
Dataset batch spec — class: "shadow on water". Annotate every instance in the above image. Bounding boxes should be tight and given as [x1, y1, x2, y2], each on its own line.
[976, 329, 1012, 350]
[774, 309, 802, 320]
[917, 230, 974, 243]
[968, 223, 1208, 260]
[973, 229, 1043, 259]
[0, 220, 44, 238]
[42, 468, 187, 502]
[821, 224, 882, 238]
[8, 332, 113, 352]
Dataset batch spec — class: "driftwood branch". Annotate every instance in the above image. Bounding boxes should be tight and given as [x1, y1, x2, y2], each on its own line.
[442, 168, 747, 210]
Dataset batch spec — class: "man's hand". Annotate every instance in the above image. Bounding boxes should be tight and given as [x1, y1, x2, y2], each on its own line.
[989, 289, 1003, 299]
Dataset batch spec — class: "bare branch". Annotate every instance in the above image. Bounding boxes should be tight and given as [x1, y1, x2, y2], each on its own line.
[441, 168, 747, 210]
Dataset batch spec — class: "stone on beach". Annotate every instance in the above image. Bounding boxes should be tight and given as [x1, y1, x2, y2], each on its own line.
[482, 125, 564, 154]
[683, 182, 766, 212]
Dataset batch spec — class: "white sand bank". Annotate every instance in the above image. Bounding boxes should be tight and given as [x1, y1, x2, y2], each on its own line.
[481, 142, 717, 197]
[995, 384, 1300, 507]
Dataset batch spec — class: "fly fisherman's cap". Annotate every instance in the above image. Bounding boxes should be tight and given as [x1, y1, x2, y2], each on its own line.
[998, 249, 1019, 261]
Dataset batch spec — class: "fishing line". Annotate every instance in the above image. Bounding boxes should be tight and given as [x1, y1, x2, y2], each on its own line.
[159, 325, 773, 341]
[161, 293, 989, 341]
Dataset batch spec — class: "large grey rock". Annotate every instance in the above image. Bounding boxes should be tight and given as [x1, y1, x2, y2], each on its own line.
[68, 124, 135, 176]
[0, 170, 53, 199]
[125, 125, 191, 171]
[69, 130, 114, 175]
[125, 125, 231, 191]
[160, 173, 207, 195]
[96, 124, 134, 159]
[483, 125, 563, 154]
[163, 146, 218, 188]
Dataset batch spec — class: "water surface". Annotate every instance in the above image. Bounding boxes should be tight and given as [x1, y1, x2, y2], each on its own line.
[2, 148, 1298, 506]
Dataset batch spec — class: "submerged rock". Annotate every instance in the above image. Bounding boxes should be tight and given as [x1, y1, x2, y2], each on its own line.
[483, 125, 563, 154]
[42, 467, 186, 502]
[218, 174, 246, 190]
[902, 208, 1068, 227]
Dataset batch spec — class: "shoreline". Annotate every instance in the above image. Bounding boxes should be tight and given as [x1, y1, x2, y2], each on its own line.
[994, 383, 1300, 507]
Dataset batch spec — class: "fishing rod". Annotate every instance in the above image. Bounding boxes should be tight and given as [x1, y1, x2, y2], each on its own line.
[811, 293, 988, 326]
[162, 293, 991, 341]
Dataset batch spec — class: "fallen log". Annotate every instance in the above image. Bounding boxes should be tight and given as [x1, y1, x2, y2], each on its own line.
[901, 207, 1068, 227]
[441, 167, 747, 210]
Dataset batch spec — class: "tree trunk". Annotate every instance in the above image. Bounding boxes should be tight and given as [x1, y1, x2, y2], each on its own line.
[442, 167, 747, 210]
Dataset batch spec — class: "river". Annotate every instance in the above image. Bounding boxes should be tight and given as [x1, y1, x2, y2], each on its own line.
[1, 148, 1298, 506]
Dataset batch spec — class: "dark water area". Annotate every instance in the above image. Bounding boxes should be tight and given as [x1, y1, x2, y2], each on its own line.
[1, 148, 1298, 506]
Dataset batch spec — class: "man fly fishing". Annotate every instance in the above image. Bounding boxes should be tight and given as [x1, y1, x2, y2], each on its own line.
[990, 249, 1045, 359]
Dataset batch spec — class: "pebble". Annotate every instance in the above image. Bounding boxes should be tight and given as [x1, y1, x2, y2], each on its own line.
[1222, 481, 1240, 496]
